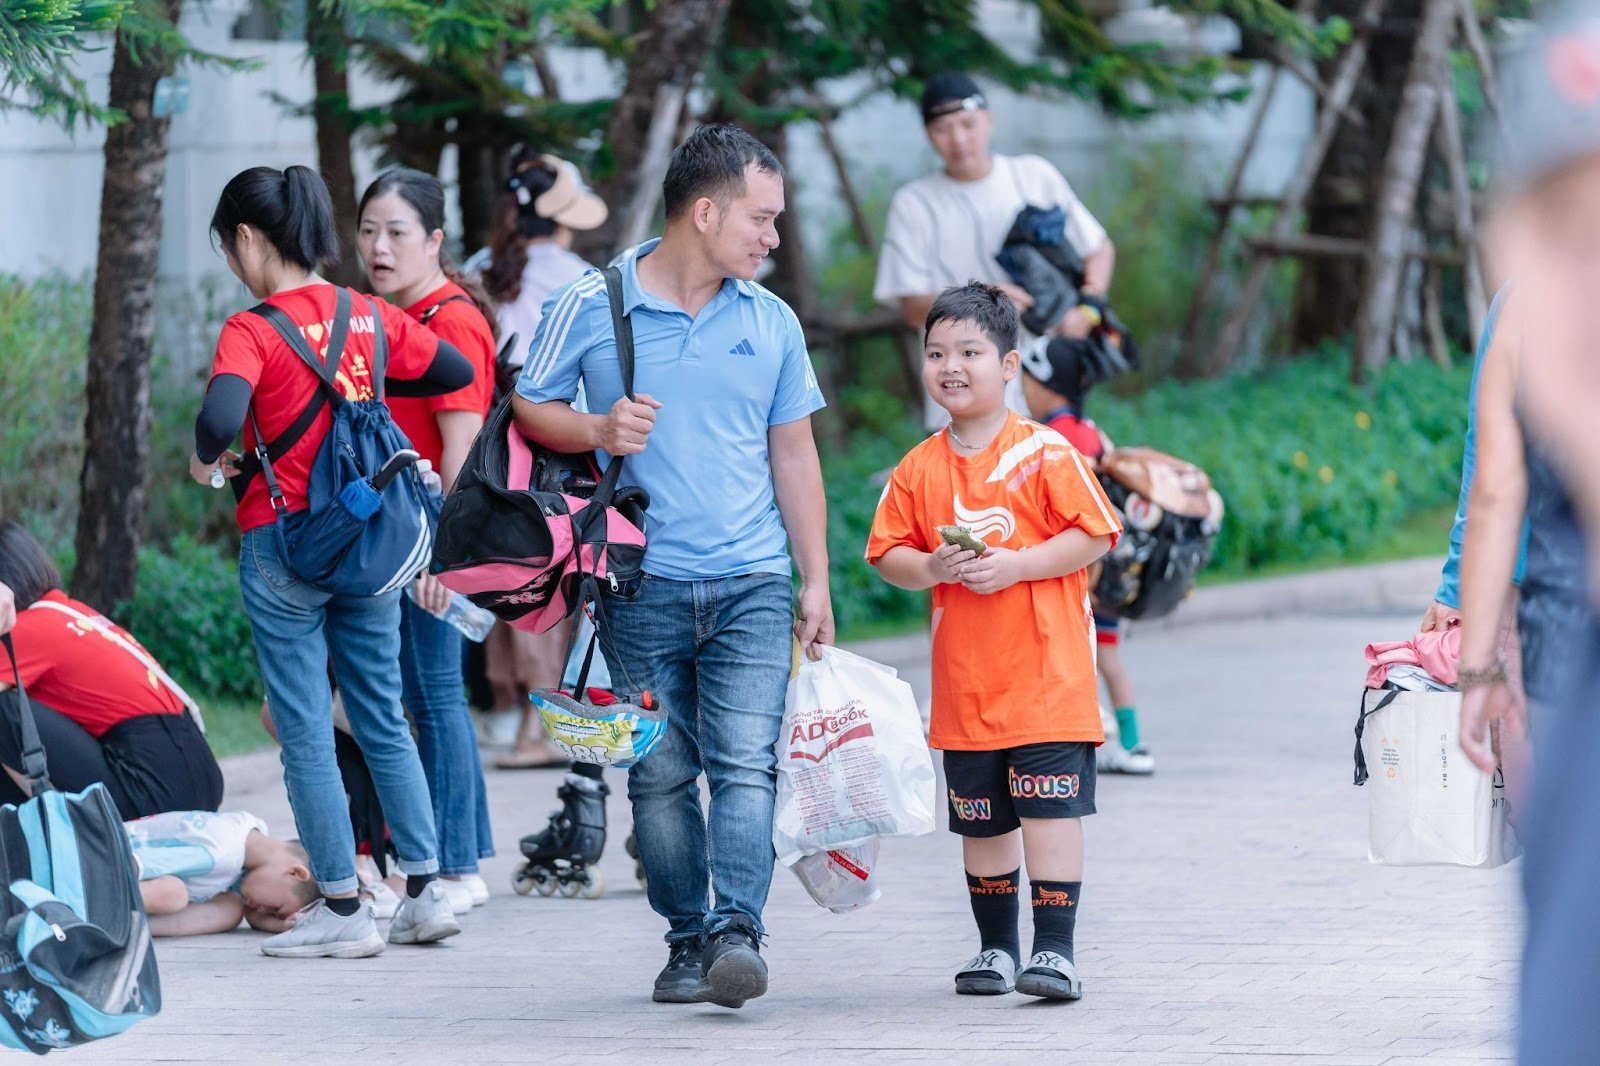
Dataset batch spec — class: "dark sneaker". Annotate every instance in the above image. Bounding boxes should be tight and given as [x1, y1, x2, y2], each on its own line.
[698, 920, 767, 1008]
[1016, 951, 1082, 1000]
[653, 938, 705, 1004]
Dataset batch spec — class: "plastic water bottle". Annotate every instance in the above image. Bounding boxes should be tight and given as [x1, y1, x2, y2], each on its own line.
[407, 460, 496, 643]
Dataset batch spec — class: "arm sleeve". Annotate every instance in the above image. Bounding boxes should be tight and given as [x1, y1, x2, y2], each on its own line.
[386, 339, 472, 397]
[1436, 286, 1526, 606]
[873, 188, 936, 305]
[515, 280, 595, 405]
[1042, 447, 1122, 545]
[865, 465, 928, 563]
[194, 374, 252, 462]
[769, 305, 826, 426]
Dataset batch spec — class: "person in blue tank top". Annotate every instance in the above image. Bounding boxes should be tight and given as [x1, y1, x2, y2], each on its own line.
[1455, 5, 1600, 1059]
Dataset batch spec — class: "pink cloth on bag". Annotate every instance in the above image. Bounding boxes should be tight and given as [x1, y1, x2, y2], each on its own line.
[1364, 622, 1462, 689]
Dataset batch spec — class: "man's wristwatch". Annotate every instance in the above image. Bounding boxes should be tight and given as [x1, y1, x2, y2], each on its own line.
[1457, 659, 1508, 691]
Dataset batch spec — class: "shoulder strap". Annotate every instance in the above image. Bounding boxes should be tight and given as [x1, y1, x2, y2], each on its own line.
[247, 286, 354, 407]
[1, 633, 53, 795]
[419, 293, 473, 325]
[600, 267, 636, 401]
[365, 294, 389, 395]
[28, 600, 206, 734]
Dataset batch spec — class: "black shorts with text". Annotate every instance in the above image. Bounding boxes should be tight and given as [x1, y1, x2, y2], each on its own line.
[942, 741, 1097, 837]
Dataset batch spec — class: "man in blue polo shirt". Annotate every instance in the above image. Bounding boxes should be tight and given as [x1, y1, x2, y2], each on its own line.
[512, 124, 834, 1010]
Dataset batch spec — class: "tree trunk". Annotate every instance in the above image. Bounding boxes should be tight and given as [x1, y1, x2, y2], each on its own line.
[456, 137, 497, 259]
[307, 1, 364, 288]
[573, 0, 732, 263]
[1352, 0, 1456, 381]
[71, 0, 183, 614]
[1293, 0, 1420, 349]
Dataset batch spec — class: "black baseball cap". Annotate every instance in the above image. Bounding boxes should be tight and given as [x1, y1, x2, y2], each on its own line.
[1020, 336, 1091, 400]
[921, 72, 988, 123]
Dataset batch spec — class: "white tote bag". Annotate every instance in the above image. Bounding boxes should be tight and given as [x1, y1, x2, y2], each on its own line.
[1354, 687, 1521, 868]
[772, 647, 936, 866]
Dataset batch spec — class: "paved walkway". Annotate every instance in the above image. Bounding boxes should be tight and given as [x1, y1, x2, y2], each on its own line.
[76, 612, 1519, 1064]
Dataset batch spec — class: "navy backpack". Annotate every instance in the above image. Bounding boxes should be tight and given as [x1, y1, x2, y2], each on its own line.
[0, 635, 161, 1054]
[240, 287, 439, 596]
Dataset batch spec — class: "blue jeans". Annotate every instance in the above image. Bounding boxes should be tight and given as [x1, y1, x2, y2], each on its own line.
[606, 573, 793, 943]
[239, 526, 440, 895]
[399, 596, 495, 875]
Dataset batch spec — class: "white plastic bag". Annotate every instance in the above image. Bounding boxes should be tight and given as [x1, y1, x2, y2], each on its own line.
[772, 646, 936, 866]
[787, 840, 881, 913]
[1355, 687, 1521, 868]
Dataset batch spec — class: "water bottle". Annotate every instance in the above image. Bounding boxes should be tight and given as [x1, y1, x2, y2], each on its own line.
[407, 460, 496, 642]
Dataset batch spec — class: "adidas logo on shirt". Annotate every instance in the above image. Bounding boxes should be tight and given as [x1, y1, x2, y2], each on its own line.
[729, 338, 756, 357]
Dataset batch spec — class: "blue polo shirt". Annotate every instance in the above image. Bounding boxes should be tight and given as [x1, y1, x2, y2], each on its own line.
[516, 239, 826, 581]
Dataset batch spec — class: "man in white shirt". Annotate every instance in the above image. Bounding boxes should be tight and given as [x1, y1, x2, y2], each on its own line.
[875, 72, 1117, 429]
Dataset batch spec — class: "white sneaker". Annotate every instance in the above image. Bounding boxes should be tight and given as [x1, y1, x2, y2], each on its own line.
[360, 879, 401, 921]
[261, 900, 385, 959]
[388, 882, 462, 945]
[1016, 951, 1083, 1000]
[461, 874, 489, 907]
[475, 708, 521, 748]
[439, 878, 475, 915]
[954, 949, 1016, 995]
[1097, 742, 1156, 775]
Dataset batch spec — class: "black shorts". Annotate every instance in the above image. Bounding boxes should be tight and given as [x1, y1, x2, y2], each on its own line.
[943, 741, 1097, 836]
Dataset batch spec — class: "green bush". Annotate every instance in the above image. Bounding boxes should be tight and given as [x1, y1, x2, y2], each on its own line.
[114, 536, 259, 704]
[822, 424, 929, 638]
[1091, 353, 1471, 574]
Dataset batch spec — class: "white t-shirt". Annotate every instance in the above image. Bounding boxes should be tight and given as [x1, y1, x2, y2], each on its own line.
[125, 810, 268, 903]
[875, 154, 1109, 429]
[492, 242, 598, 369]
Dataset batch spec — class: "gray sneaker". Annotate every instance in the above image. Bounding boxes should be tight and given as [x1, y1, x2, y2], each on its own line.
[387, 881, 463, 945]
[261, 900, 385, 959]
[955, 949, 1016, 995]
[1016, 951, 1083, 1000]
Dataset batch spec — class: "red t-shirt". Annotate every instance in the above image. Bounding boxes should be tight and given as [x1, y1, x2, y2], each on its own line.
[210, 284, 442, 531]
[4, 591, 186, 738]
[391, 282, 497, 467]
[1045, 409, 1107, 461]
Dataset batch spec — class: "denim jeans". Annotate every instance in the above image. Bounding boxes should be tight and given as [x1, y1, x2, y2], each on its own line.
[606, 572, 793, 942]
[399, 596, 495, 875]
[239, 526, 440, 895]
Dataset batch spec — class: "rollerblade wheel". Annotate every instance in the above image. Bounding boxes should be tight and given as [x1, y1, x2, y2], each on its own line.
[511, 867, 537, 896]
[625, 832, 648, 892]
[579, 867, 606, 900]
[558, 878, 582, 898]
[535, 871, 558, 896]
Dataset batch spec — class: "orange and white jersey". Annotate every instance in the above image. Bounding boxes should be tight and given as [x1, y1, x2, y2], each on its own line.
[867, 412, 1121, 750]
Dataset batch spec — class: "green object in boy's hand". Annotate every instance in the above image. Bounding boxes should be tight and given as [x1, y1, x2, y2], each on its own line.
[936, 525, 989, 556]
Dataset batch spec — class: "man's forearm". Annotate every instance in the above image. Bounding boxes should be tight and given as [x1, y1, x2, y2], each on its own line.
[897, 294, 936, 333]
[1082, 241, 1115, 295]
[512, 394, 603, 453]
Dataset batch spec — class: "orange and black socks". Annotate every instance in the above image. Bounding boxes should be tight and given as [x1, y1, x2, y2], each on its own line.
[966, 869, 1021, 964]
[1030, 879, 1081, 963]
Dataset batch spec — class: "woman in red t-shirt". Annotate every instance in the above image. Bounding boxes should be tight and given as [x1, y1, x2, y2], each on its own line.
[189, 165, 474, 958]
[356, 168, 498, 910]
[0, 522, 222, 818]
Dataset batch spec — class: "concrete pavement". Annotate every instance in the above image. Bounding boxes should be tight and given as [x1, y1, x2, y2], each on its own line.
[71, 608, 1519, 1064]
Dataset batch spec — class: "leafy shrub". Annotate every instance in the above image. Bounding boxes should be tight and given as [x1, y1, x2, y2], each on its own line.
[822, 425, 929, 637]
[114, 537, 259, 704]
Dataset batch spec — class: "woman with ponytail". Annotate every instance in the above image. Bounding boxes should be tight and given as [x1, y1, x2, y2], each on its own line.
[473, 149, 613, 768]
[190, 165, 473, 959]
[357, 167, 497, 913]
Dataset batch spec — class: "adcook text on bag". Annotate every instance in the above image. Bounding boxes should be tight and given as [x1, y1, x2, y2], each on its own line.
[1353, 687, 1521, 869]
[773, 647, 935, 867]
[0, 635, 161, 1054]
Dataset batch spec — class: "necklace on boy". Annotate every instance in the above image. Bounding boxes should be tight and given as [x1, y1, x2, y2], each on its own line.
[947, 425, 996, 451]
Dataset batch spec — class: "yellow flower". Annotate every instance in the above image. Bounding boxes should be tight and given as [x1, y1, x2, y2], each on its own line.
[1383, 470, 1399, 488]
[1319, 466, 1334, 483]
[1355, 411, 1372, 430]
[1293, 451, 1310, 470]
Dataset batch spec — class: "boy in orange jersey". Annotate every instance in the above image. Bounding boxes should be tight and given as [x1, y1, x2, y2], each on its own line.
[867, 282, 1120, 1000]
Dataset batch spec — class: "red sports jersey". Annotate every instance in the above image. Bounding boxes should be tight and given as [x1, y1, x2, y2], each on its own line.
[391, 282, 497, 467]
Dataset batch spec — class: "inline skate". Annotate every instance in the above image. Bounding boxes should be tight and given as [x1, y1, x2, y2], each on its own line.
[512, 771, 608, 899]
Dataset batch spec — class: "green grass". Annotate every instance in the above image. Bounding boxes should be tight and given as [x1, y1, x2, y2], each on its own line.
[1199, 505, 1454, 586]
[202, 695, 275, 760]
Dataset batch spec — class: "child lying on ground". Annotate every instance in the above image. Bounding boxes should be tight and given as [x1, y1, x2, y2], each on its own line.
[127, 810, 320, 937]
